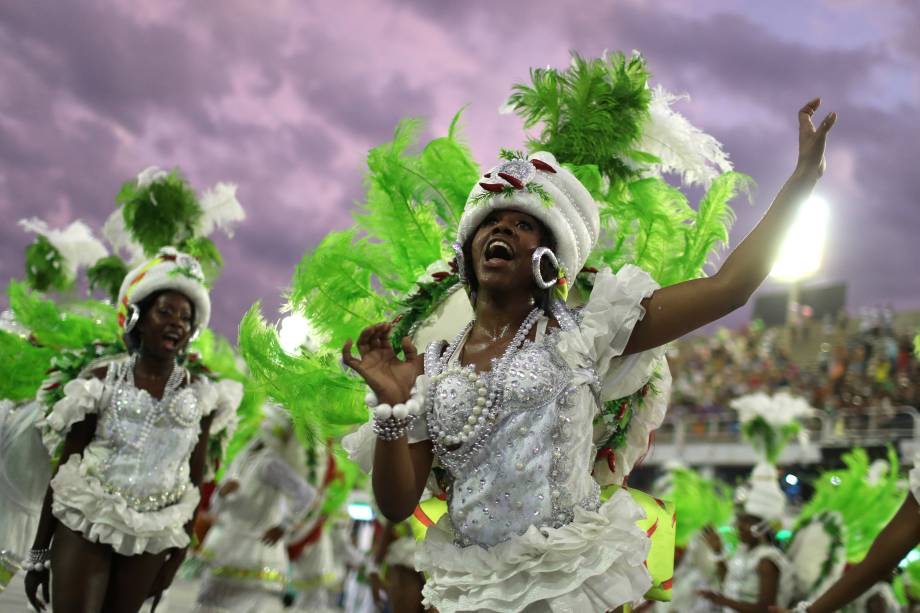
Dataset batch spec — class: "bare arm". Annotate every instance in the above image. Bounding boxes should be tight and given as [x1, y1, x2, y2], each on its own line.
[29, 415, 96, 551]
[343, 323, 432, 522]
[625, 98, 837, 354]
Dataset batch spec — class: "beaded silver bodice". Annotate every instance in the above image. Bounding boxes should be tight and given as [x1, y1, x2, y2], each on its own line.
[424, 303, 601, 548]
[93, 358, 201, 511]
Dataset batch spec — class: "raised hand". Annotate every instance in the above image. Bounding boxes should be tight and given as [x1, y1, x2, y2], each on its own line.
[342, 323, 423, 405]
[796, 97, 837, 179]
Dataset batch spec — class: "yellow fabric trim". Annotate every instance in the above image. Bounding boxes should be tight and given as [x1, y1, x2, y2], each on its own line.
[209, 564, 286, 584]
[290, 572, 339, 590]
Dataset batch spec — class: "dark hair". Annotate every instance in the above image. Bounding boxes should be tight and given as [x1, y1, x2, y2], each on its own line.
[462, 213, 558, 313]
[124, 290, 196, 353]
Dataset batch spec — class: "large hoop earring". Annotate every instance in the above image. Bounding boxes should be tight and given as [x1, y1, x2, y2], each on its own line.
[531, 247, 559, 289]
[124, 304, 141, 333]
[452, 241, 468, 285]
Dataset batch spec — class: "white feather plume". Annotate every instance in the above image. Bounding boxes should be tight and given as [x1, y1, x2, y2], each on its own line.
[101, 209, 145, 264]
[731, 391, 814, 427]
[197, 182, 245, 238]
[636, 86, 733, 188]
[18, 218, 109, 278]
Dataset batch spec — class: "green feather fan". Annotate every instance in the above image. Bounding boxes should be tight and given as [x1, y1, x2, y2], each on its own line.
[7, 281, 120, 350]
[238, 305, 367, 443]
[797, 447, 905, 563]
[0, 330, 55, 401]
[666, 467, 734, 548]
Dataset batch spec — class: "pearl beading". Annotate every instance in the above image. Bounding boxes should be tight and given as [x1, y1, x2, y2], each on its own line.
[367, 376, 429, 441]
[427, 308, 543, 467]
[24, 548, 50, 572]
[112, 355, 188, 450]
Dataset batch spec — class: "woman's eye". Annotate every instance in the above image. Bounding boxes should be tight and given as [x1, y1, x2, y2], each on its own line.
[517, 221, 532, 230]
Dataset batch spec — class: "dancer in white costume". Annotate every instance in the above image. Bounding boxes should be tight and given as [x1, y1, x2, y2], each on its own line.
[0, 399, 51, 589]
[699, 463, 796, 611]
[195, 403, 317, 613]
[23, 248, 242, 613]
[774, 457, 920, 612]
[342, 88, 836, 611]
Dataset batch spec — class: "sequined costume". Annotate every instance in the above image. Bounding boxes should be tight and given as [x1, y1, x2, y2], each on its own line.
[722, 544, 795, 611]
[41, 355, 241, 556]
[346, 265, 672, 612]
[196, 405, 317, 613]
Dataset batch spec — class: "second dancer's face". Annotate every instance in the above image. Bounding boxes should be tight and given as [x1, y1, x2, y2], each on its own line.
[138, 291, 195, 358]
[469, 209, 547, 293]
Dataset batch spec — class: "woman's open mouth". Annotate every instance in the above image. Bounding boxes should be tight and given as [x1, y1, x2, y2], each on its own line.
[483, 238, 515, 265]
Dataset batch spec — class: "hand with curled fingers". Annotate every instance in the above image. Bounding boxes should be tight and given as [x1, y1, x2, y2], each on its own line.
[342, 323, 423, 406]
[24, 567, 51, 611]
[795, 97, 837, 179]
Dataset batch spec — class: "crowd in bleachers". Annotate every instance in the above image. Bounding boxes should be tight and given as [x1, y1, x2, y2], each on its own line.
[666, 307, 920, 437]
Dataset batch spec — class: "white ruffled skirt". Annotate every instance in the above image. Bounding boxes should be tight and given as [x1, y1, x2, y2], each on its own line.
[51, 455, 199, 556]
[416, 488, 652, 613]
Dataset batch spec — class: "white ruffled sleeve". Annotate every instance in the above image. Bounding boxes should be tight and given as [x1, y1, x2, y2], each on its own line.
[555, 265, 673, 485]
[910, 451, 920, 504]
[342, 374, 430, 475]
[193, 378, 243, 481]
[40, 377, 106, 454]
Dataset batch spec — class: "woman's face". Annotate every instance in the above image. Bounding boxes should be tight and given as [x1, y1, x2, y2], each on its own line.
[469, 209, 547, 293]
[137, 291, 195, 358]
[735, 512, 760, 545]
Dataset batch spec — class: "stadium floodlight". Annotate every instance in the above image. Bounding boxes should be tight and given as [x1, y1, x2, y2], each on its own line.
[770, 196, 830, 282]
[278, 311, 312, 355]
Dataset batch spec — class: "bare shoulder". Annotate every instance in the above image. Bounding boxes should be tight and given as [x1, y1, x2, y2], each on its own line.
[89, 365, 109, 380]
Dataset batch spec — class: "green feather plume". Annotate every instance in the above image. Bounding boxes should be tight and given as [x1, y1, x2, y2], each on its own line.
[666, 466, 734, 548]
[24, 236, 71, 293]
[506, 52, 653, 189]
[7, 281, 120, 350]
[797, 447, 905, 563]
[0, 330, 55, 401]
[117, 169, 202, 257]
[238, 305, 367, 442]
[178, 236, 223, 286]
[86, 255, 129, 302]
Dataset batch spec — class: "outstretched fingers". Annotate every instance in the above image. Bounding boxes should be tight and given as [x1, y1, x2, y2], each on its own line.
[817, 110, 838, 136]
[342, 339, 363, 374]
[798, 97, 821, 127]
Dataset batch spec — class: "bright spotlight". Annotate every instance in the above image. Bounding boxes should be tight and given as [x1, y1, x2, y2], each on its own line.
[278, 312, 313, 355]
[770, 196, 830, 282]
[347, 503, 375, 521]
[784, 474, 799, 486]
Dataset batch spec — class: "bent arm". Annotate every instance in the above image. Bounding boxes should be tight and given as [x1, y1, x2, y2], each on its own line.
[805, 495, 920, 612]
[30, 415, 96, 551]
[625, 170, 818, 355]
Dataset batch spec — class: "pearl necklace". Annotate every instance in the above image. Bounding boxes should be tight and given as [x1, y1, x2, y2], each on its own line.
[428, 308, 542, 454]
[113, 355, 188, 448]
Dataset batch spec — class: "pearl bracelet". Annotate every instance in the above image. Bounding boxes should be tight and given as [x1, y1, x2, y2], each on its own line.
[373, 416, 412, 441]
[793, 602, 812, 613]
[366, 375, 429, 440]
[25, 547, 50, 572]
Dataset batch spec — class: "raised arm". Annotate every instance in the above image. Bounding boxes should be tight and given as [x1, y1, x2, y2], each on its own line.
[342, 323, 432, 522]
[625, 98, 837, 355]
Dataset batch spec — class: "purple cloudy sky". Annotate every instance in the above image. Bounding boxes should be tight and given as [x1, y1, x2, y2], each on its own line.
[2, 0, 919, 340]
